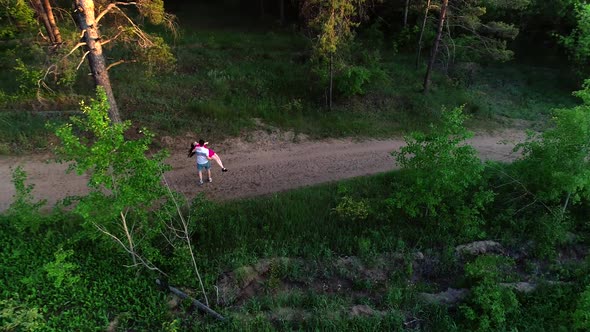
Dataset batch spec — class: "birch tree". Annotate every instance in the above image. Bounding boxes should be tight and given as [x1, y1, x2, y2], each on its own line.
[302, 0, 367, 110]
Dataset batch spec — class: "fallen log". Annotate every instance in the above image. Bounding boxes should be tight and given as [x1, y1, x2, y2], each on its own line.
[156, 279, 226, 321]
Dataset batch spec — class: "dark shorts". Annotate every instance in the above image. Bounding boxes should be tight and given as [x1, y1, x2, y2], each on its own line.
[197, 161, 211, 171]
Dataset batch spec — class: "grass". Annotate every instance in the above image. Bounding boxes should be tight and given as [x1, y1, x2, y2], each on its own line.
[0, 6, 580, 151]
[0, 112, 63, 154]
[2, 159, 589, 330]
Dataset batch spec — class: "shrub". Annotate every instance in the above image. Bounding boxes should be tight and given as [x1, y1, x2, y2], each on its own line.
[459, 255, 519, 332]
[513, 81, 590, 212]
[5, 166, 46, 232]
[52, 88, 171, 266]
[390, 107, 494, 241]
[574, 284, 590, 330]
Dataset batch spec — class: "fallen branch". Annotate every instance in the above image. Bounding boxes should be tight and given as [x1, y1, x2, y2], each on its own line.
[156, 279, 226, 321]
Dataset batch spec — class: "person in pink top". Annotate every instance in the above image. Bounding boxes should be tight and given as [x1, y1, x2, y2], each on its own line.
[188, 140, 228, 173]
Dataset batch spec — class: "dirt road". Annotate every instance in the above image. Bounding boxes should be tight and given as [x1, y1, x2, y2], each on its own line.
[0, 129, 525, 211]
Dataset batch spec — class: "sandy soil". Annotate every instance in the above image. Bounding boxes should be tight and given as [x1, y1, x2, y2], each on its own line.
[0, 128, 526, 212]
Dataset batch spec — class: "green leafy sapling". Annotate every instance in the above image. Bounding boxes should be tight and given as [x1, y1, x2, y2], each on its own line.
[52, 87, 170, 268]
[514, 80, 590, 214]
[390, 107, 494, 240]
[6, 166, 46, 232]
[459, 255, 519, 332]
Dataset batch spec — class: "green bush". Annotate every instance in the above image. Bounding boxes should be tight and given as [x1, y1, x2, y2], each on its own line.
[513, 81, 590, 211]
[332, 186, 370, 222]
[390, 107, 494, 241]
[459, 255, 519, 332]
[52, 87, 172, 267]
[574, 284, 590, 330]
[5, 166, 46, 232]
[335, 65, 372, 96]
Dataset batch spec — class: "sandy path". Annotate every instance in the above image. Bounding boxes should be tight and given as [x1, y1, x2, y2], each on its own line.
[0, 129, 525, 211]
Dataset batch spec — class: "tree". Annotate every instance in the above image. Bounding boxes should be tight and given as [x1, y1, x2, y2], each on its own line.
[513, 80, 590, 214]
[68, 0, 175, 123]
[421, 0, 528, 90]
[558, 1, 590, 74]
[41, 0, 61, 44]
[423, 0, 447, 92]
[301, 0, 367, 110]
[74, 0, 121, 122]
[53, 88, 218, 310]
[0, 0, 36, 39]
[391, 107, 494, 240]
[29, 0, 61, 45]
[447, 0, 527, 62]
[415, 0, 432, 68]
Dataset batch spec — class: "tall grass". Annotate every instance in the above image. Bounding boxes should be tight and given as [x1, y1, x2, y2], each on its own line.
[0, 112, 60, 154]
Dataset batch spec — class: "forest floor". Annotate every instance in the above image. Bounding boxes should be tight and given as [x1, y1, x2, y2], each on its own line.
[0, 123, 527, 212]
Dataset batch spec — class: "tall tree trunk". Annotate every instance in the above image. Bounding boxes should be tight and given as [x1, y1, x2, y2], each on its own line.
[403, 0, 410, 27]
[31, 0, 56, 44]
[42, 0, 62, 44]
[279, 0, 285, 24]
[423, 0, 448, 93]
[415, 0, 431, 69]
[329, 53, 333, 111]
[75, 0, 122, 123]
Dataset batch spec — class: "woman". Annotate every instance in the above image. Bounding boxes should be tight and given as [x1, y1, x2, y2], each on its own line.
[188, 141, 228, 172]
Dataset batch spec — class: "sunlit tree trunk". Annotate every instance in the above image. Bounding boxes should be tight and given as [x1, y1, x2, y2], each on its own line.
[423, 0, 447, 93]
[31, 0, 56, 43]
[415, 0, 431, 69]
[75, 0, 122, 123]
[42, 0, 61, 44]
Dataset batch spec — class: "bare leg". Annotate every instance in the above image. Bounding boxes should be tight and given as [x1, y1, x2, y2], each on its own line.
[212, 154, 224, 169]
[198, 170, 203, 184]
[207, 168, 212, 182]
[210, 153, 228, 171]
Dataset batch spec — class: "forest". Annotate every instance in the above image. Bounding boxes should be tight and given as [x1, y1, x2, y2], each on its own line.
[1, 0, 590, 330]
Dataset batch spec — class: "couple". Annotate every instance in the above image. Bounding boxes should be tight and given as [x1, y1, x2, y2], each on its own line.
[188, 140, 228, 185]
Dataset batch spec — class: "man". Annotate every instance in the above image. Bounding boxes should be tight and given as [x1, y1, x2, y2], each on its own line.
[195, 139, 212, 185]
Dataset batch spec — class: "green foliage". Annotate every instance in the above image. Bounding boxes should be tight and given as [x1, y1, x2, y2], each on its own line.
[137, 0, 166, 25]
[302, 0, 364, 59]
[514, 81, 590, 209]
[450, 0, 526, 63]
[43, 248, 80, 288]
[335, 64, 371, 96]
[0, 298, 44, 331]
[460, 255, 519, 332]
[515, 283, 577, 331]
[0, 216, 170, 330]
[134, 36, 176, 76]
[574, 284, 590, 330]
[558, 2, 590, 73]
[390, 107, 494, 240]
[14, 58, 42, 97]
[0, 0, 36, 40]
[5, 166, 46, 232]
[0, 111, 55, 154]
[52, 88, 170, 263]
[332, 185, 370, 222]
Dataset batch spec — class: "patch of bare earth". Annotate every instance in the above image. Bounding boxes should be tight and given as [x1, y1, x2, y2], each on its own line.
[0, 126, 525, 211]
